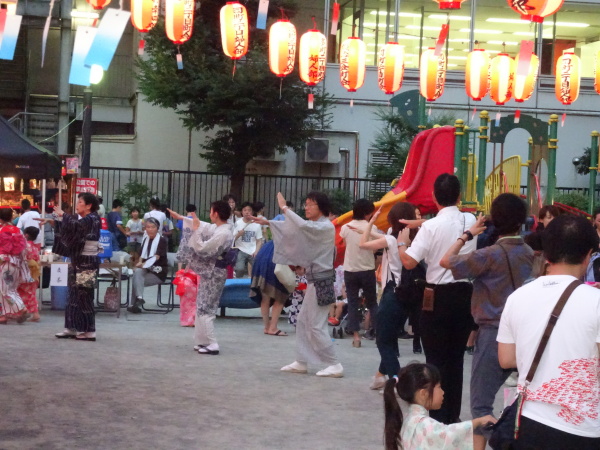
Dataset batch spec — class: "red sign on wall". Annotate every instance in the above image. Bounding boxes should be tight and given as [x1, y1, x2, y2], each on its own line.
[75, 178, 98, 195]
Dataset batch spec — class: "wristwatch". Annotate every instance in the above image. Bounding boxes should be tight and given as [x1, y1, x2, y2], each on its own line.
[464, 230, 474, 241]
[397, 242, 407, 248]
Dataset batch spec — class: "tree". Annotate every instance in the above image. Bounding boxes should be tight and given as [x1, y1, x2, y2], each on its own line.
[137, 0, 333, 199]
[573, 147, 593, 175]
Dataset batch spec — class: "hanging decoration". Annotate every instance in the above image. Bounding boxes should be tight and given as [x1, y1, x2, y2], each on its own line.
[434, 0, 467, 9]
[165, 0, 195, 45]
[377, 42, 405, 95]
[256, 0, 269, 30]
[131, 0, 159, 55]
[514, 52, 539, 103]
[489, 52, 515, 105]
[465, 47, 489, 101]
[86, 0, 111, 10]
[594, 50, 600, 95]
[299, 26, 327, 86]
[269, 19, 296, 77]
[220, 2, 249, 60]
[1, 8, 23, 61]
[419, 47, 447, 102]
[339, 37, 366, 93]
[506, 0, 564, 23]
[555, 50, 580, 105]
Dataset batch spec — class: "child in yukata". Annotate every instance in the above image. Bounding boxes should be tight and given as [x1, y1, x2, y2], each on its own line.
[383, 363, 496, 450]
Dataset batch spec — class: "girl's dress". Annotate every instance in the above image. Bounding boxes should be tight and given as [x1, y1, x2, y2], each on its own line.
[18, 240, 41, 314]
[173, 269, 199, 327]
[288, 273, 307, 326]
[401, 404, 474, 450]
[250, 240, 290, 305]
[0, 224, 30, 319]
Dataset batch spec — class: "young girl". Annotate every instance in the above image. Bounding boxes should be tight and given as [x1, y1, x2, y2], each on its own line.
[126, 207, 143, 267]
[384, 363, 496, 450]
[18, 227, 41, 321]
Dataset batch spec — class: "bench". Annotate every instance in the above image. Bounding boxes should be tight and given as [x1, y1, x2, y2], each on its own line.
[218, 278, 259, 317]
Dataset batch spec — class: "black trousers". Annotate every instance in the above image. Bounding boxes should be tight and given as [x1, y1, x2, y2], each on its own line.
[514, 416, 600, 450]
[420, 282, 473, 424]
[344, 270, 378, 333]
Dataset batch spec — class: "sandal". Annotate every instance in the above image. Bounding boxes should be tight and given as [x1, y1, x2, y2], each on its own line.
[266, 330, 288, 337]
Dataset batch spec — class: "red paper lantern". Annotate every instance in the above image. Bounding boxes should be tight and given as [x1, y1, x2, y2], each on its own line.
[86, 0, 111, 10]
[339, 37, 366, 92]
[165, 0, 195, 45]
[506, 0, 564, 23]
[220, 2, 249, 60]
[377, 42, 405, 95]
[434, 0, 468, 9]
[555, 51, 580, 105]
[269, 20, 296, 78]
[299, 29, 327, 86]
[131, 0, 159, 33]
[489, 53, 515, 105]
[514, 53, 539, 103]
[420, 48, 447, 102]
[465, 49, 490, 101]
[594, 50, 600, 95]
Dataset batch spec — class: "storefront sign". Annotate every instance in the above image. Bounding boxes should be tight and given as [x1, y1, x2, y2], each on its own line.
[75, 178, 97, 195]
[66, 157, 79, 174]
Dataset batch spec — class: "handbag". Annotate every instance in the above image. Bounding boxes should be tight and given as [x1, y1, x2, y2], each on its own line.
[215, 248, 239, 269]
[274, 264, 296, 294]
[104, 280, 120, 311]
[488, 279, 582, 449]
[314, 277, 336, 306]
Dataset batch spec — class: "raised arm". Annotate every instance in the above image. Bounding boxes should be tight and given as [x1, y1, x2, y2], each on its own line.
[440, 213, 486, 269]
[359, 207, 388, 251]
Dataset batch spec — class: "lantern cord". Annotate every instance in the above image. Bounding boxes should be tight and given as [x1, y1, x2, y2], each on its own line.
[279, 7, 288, 21]
[232, 60, 237, 80]
[279, 78, 283, 100]
[311, 16, 317, 30]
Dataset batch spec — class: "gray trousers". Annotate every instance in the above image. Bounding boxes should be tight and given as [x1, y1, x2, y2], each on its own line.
[470, 325, 513, 437]
[131, 268, 162, 303]
[295, 283, 338, 366]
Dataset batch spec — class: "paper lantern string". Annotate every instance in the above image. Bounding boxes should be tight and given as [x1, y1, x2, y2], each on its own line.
[279, 78, 283, 100]
[561, 112, 567, 127]
[256, 0, 269, 30]
[176, 46, 183, 70]
[308, 91, 314, 109]
[330, 2, 340, 36]
[514, 110, 521, 124]
[138, 39, 145, 56]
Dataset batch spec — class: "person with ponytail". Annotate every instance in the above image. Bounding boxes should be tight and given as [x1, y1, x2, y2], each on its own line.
[383, 363, 496, 450]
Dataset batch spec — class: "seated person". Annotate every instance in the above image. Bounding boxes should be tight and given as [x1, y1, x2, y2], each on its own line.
[328, 284, 347, 326]
[127, 218, 168, 313]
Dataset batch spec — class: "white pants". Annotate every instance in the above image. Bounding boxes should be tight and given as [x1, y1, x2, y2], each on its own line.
[194, 314, 217, 347]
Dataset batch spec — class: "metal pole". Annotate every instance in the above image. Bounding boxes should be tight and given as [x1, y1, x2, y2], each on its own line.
[476, 111, 489, 206]
[461, 125, 469, 198]
[417, 6, 426, 130]
[81, 88, 92, 178]
[57, 0, 72, 156]
[526, 137, 533, 213]
[590, 131, 599, 215]
[547, 114, 559, 204]
[454, 119, 465, 184]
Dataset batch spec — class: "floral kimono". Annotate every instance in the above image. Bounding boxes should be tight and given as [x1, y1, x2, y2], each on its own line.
[18, 240, 41, 314]
[0, 224, 30, 320]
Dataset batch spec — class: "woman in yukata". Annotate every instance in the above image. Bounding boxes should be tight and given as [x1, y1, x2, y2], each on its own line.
[54, 192, 101, 341]
[383, 363, 496, 450]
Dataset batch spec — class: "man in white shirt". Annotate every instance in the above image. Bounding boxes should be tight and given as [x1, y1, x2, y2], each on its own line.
[16, 199, 43, 246]
[340, 199, 378, 348]
[498, 214, 600, 448]
[232, 202, 263, 278]
[398, 173, 476, 424]
[144, 198, 167, 235]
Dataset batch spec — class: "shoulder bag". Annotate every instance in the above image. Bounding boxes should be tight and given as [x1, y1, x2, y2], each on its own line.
[489, 279, 582, 449]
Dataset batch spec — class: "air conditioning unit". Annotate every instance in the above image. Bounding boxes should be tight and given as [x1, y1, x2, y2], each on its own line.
[305, 138, 341, 164]
[253, 150, 286, 162]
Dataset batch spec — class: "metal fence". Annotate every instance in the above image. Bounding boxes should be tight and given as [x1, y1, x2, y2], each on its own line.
[90, 167, 388, 218]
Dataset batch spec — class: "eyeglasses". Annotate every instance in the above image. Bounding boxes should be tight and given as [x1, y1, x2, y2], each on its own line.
[304, 202, 318, 209]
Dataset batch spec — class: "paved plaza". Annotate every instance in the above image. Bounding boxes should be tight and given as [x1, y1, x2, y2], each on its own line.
[1, 289, 504, 450]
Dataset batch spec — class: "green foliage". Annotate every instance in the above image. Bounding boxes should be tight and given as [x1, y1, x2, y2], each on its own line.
[136, 0, 334, 197]
[573, 147, 592, 175]
[367, 108, 457, 184]
[324, 188, 354, 216]
[555, 192, 589, 212]
[114, 181, 158, 215]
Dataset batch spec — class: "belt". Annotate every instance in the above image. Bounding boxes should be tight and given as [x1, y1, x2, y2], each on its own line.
[81, 240, 102, 256]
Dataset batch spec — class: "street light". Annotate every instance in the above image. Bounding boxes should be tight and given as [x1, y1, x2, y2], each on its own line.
[80, 64, 103, 177]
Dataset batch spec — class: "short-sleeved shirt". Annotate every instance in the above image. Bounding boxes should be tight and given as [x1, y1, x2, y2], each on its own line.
[340, 220, 377, 272]
[107, 211, 124, 236]
[405, 206, 476, 285]
[144, 210, 167, 234]
[232, 219, 263, 256]
[126, 219, 143, 244]
[497, 275, 600, 437]
[448, 236, 534, 326]
[17, 210, 43, 245]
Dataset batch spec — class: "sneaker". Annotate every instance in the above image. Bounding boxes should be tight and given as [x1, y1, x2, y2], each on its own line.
[370, 375, 387, 390]
[316, 363, 344, 378]
[505, 372, 518, 387]
[280, 361, 308, 374]
[328, 317, 340, 326]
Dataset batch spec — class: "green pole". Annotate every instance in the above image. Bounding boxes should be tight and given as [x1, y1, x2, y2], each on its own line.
[590, 131, 599, 215]
[476, 111, 489, 207]
[418, 94, 427, 131]
[547, 114, 559, 205]
[462, 125, 470, 200]
[454, 119, 465, 191]
[526, 137, 533, 214]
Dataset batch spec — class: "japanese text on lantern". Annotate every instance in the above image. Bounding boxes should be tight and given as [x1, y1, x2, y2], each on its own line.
[182, 0, 194, 41]
[233, 5, 246, 58]
[435, 54, 446, 98]
[340, 45, 349, 87]
[511, 0, 532, 15]
[560, 56, 572, 103]
[308, 41, 326, 83]
[285, 29, 295, 73]
[377, 51, 385, 86]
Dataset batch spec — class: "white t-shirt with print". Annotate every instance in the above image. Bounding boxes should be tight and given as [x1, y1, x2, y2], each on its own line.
[17, 210, 43, 245]
[339, 220, 377, 272]
[497, 275, 600, 438]
[232, 219, 263, 256]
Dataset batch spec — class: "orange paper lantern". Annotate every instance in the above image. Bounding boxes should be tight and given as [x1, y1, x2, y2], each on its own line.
[269, 20, 297, 77]
[165, 0, 195, 45]
[594, 50, 600, 95]
[220, 2, 249, 60]
[434, 0, 468, 9]
[299, 29, 327, 86]
[465, 49, 490, 101]
[86, 0, 111, 10]
[131, 0, 159, 33]
[506, 0, 564, 23]
[420, 48, 447, 102]
[514, 53, 539, 103]
[489, 53, 515, 105]
[339, 37, 367, 92]
[555, 51, 580, 105]
[377, 42, 405, 95]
